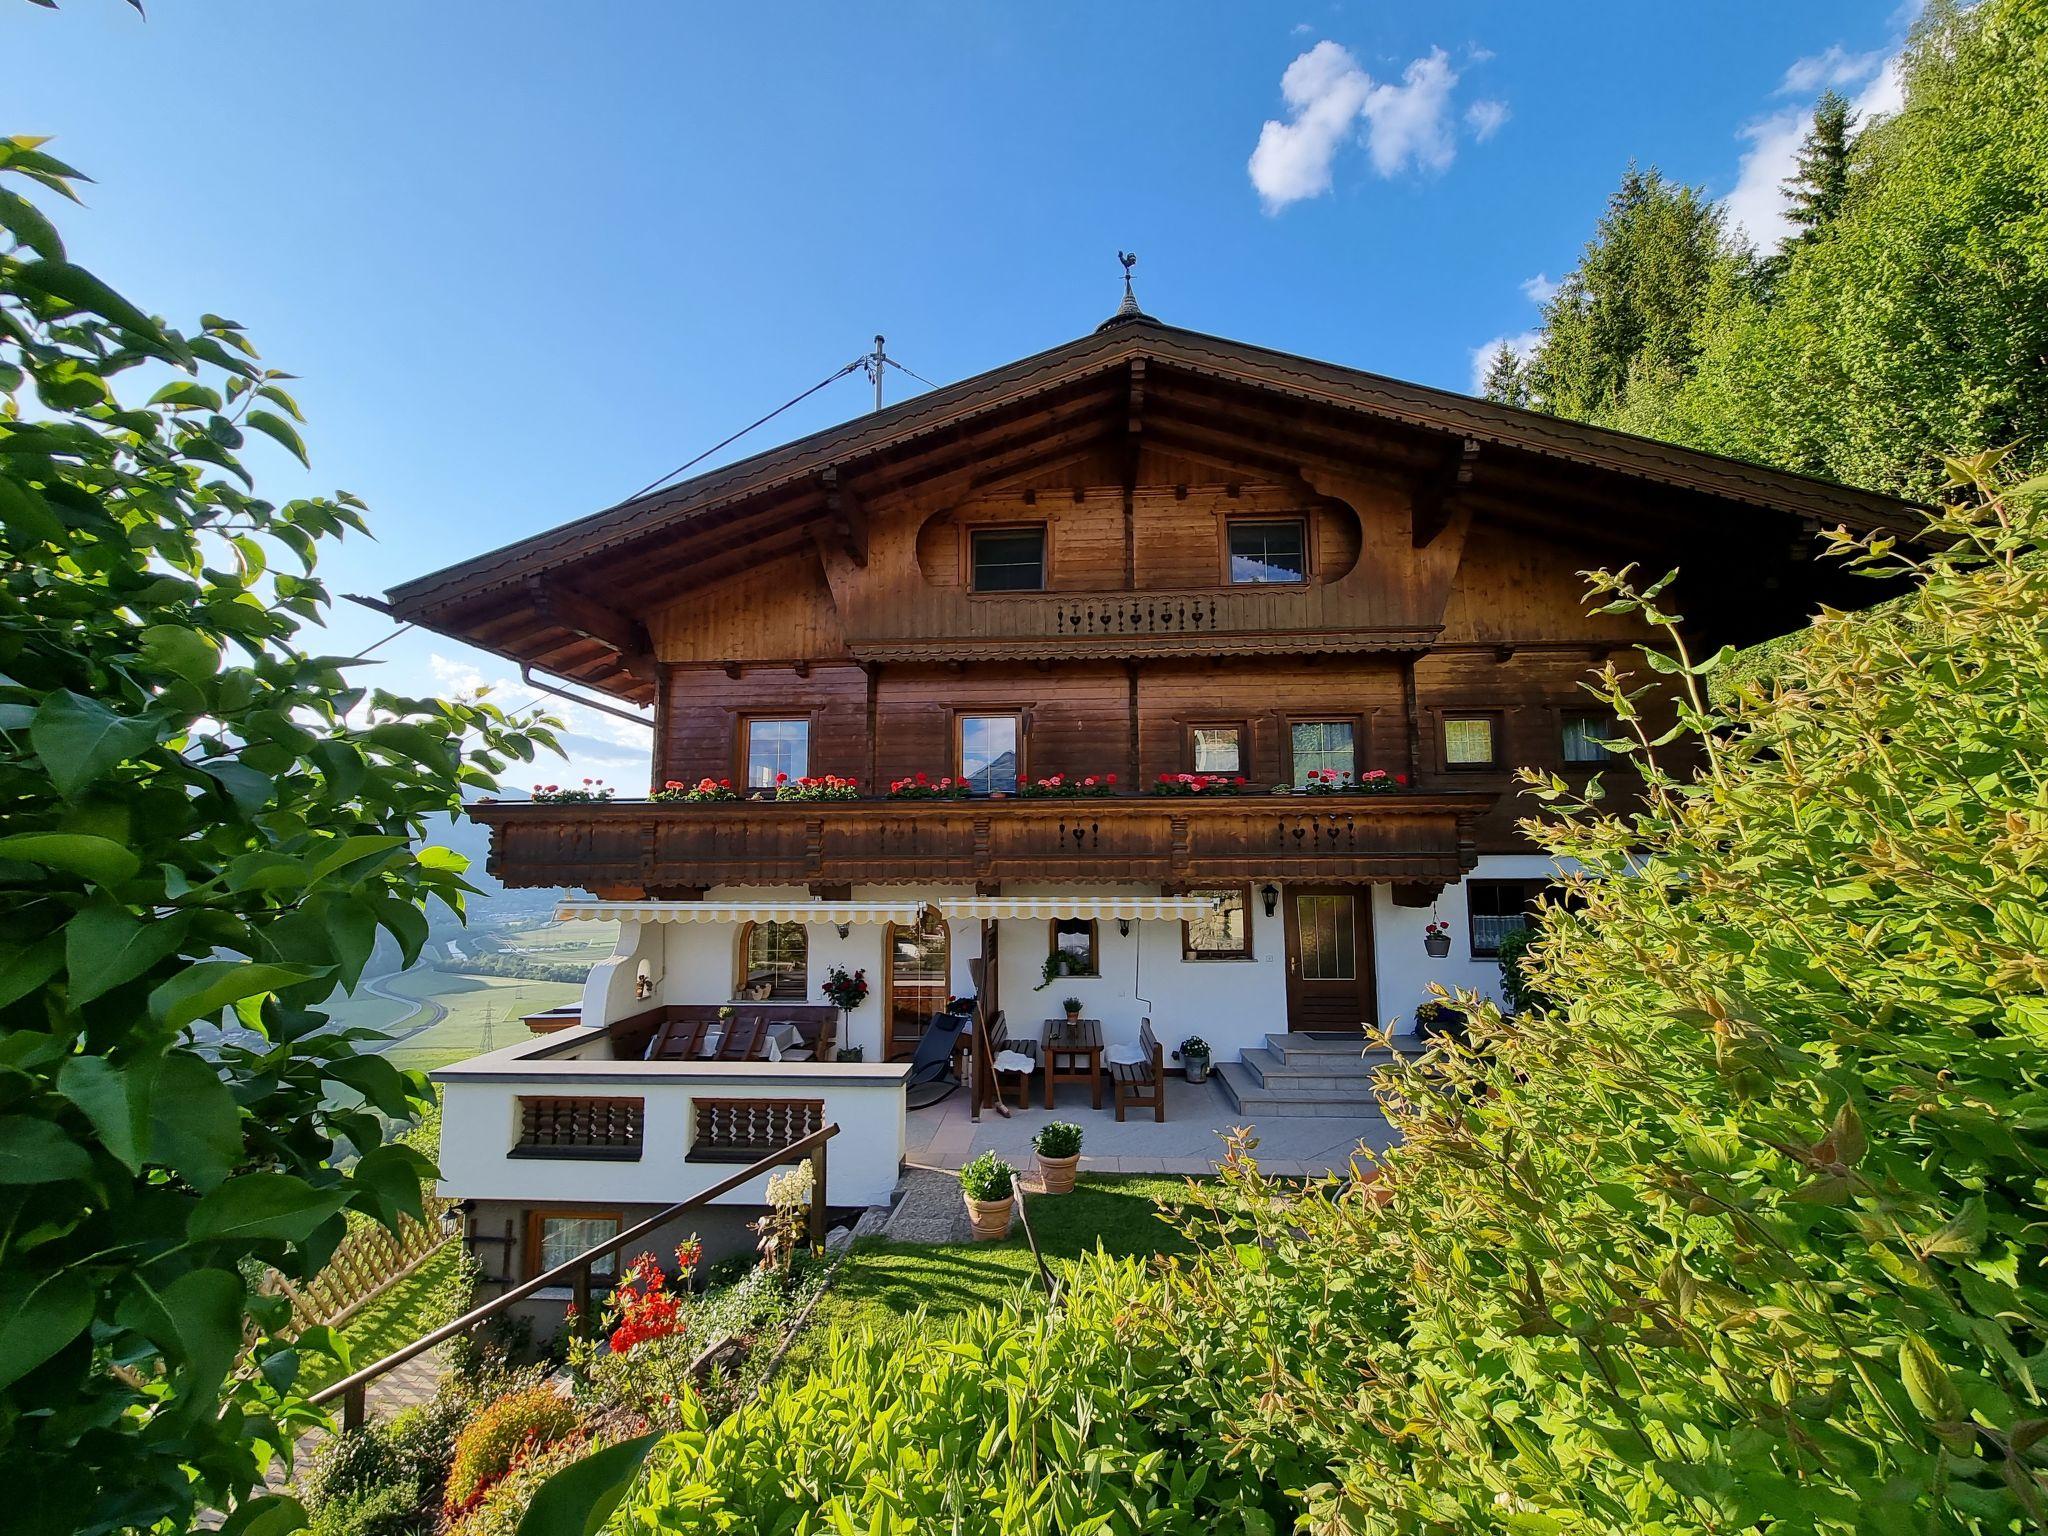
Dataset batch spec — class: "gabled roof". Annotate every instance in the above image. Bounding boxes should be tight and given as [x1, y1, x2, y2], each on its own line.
[386, 315, 1922, 699]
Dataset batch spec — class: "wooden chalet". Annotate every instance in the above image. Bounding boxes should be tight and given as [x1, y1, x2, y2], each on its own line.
[391, 291, 1915, 1121]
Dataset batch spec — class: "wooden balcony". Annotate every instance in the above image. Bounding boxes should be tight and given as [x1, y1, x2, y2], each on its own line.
[468, 791, 1496, 893]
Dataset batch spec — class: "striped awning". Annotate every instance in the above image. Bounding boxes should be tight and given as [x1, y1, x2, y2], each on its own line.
[934, 895, 1220, 922]
[554, 899, 926, 926]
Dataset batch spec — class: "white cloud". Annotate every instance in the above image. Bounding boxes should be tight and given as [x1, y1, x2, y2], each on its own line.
[1466, 98, 1510, 142]
[1248, 41, 1376, 211]
[1850, 50, 1908, 120]
[1468, 329, 1541, 394]
[1248, 40, 1483, 210]
[1520, 271, 1558, 305]
[1778, 43, 1885, 94]
[1721, 106, 1809, 251]
[1361, 47, 1462, 177]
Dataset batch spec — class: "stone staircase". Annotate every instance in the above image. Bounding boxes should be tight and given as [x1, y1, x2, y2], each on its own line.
[1216, 1032, 1396, 1118]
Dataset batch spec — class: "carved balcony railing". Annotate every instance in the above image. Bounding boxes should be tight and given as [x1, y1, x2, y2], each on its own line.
[690, 1098, 826, 1164]
[468, 791, 1495, 894]
[511, 1095, 645, 1159]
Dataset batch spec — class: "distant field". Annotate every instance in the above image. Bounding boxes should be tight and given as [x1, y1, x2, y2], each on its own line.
[384, 973, 584, 1072]
[495, 921, 619, 964]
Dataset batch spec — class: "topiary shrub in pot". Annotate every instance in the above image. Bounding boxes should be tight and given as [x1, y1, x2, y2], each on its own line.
[1033, 1121, 1084, 1194]
[958, 1151, 1016, 1240]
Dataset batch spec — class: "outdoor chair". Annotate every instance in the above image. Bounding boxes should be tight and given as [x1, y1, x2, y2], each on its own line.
[1108, 1017, 1166, 1123]
[715, 1014, 766, 1060]
[981, 1010, 1039, 1108]
[643, 1015, 708, 1062]
[904, 1010, 969, 1110]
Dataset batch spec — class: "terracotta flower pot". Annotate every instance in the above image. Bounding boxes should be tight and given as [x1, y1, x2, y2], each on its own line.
[965, 1193, 1014, 1241]
[1036, 1152, 1079, 1195]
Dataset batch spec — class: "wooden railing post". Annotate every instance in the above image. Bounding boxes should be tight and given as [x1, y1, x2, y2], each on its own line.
[808, 1137, 828, 1254]
[572, 1261, 593, 1337]
[343, 1381, 366, 1432]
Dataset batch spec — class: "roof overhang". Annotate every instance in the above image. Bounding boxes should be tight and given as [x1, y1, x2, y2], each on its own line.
[388, 317, 1926, 699]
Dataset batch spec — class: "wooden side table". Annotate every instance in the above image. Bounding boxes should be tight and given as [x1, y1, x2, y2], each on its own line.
[1043, 1017, 1103, 1110]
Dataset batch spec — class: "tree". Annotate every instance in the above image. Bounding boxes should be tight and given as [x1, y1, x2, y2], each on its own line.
[0, 137, 556, 1533]
[1530, 164, 1735, 421]
[1480, 341, 1530, 406]
[1780, 88, 1855, 246]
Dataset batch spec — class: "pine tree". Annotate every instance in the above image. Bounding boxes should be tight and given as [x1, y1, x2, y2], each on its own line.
[1481, 342, 1531, 406]
[1781, 89, 1854, 244]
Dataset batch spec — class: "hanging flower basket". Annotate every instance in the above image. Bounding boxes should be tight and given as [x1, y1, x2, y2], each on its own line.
[1424, 919, 1452, 958]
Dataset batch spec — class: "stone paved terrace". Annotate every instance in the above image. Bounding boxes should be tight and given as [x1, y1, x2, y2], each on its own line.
[900, 1072, 1396, 1180]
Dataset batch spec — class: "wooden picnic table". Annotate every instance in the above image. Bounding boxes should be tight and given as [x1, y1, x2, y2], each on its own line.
[1043, 1016, 1103, 1110]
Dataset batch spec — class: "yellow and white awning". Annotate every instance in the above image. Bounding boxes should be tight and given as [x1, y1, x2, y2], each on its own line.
[554, 899, 926, 926]
[933, 895, 1220, 922]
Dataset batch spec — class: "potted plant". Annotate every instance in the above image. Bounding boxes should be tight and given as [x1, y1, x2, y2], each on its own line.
[834, 1044, 864, 1063]
[1424, 919, 1452, 958]
[1415, 999, 1466, 1042]
[959, 1151, 1015, 1240]
[1035, 950, 1089, 990]
[1033, 1121, 1083, 1195]
[1175, 1035, 1212, 1084]
[1061, 995, 1083, 1023]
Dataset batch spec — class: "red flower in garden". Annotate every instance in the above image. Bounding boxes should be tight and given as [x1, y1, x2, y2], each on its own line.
[1105, 773, 1117, 784]
[776, 772, 788, 784]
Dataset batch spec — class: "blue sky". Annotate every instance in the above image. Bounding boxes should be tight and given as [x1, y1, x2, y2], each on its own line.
[4, 1, 1915, 789]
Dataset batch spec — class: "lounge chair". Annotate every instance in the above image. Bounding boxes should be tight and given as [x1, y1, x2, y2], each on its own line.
[904, 1010, 969, 1110]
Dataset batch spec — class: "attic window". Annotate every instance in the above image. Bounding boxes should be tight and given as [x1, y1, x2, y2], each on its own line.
[971, 527, 1045, 592]
[1227, 519, 1306, 584]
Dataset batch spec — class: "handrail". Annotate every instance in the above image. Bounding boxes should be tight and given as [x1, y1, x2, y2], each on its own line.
[311, 1121, 838, 1428]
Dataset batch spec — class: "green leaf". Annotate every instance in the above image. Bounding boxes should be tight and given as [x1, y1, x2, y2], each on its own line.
[159, 1267, 244, 1405]
[188, 1172, 346, 1245]
[0, 186, 64, 260]
[0, 1270, 93, 1389]
[30, 690, 156, 796]
[517, 1433, 661, 1536]
[56, 1056, 147, 1172]
[0, 474, 63, 543]
[325, 1053, 415, 1120]
[65, 897, 191, 1006]
[217, 1495, 307, 1536]
[13, 258, 166, 341]
[136, 623, 219, 684]
[146, 379, 223, 412]
[0, 831, 141, 885]
[150, 1051, 243, 1190]
[245, 409, 309, 467]
[150, 959, 327, 1030]
[306, 833, 409, 885]
[0, 1116, 93, 1183]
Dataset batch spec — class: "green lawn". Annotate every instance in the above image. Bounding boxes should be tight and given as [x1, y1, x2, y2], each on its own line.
[784, 1175, 1200, 1373]
[495, 921, 619, 964]
[299, 1239, 467, 1394]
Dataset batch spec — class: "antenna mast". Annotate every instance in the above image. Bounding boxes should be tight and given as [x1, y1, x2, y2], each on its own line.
[864, 334, 887, 412]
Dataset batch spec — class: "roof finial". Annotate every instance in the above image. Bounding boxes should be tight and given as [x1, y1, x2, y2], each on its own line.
[1097, 250, 1149, 331]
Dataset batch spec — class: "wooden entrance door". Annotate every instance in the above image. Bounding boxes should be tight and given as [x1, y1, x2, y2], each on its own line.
[1283, 887, 1376, 1033]
[884, 910, 950, 1060]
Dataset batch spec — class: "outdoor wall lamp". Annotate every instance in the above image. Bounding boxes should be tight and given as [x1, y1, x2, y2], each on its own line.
[1117, 918, 1131, 937]
[834, 922, 851, 939]
[1261, 883, 1279, 917]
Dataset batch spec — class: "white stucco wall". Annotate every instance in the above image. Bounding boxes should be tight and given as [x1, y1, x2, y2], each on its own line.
[580, 858, 1568, 1064]
[432, 1036, 908, 1209]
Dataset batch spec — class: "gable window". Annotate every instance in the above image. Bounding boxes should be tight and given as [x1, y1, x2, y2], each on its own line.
[1288, 720, 1355, 786]
[1442, 713, 1498, 770]
[744, 718, 809, 788]
[971, 526, 1046, 592]
[958, 713, 1022, 795]
[1467, 879, 1545, 957]
[1227, 518, 1307, 585]
[1190, 724, 1244, 776]
[1183, 886, 1252, 960]
[739, 920, 808, 999]
[529, 1211, 620, 1280]
[1049, 918, 1099, 977]
[1561, 711, 1614, 764]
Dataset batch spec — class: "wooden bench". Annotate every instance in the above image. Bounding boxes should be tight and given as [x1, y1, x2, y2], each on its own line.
[1110, 1017, 1166, 1123]
[978, 1011, 1038, 1107]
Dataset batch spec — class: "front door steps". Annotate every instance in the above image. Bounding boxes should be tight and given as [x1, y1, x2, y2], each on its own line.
[1215, 1032, 1396, 1119]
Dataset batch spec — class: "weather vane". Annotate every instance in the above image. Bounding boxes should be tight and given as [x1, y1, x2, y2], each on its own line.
[1118, 250, 1138, 300]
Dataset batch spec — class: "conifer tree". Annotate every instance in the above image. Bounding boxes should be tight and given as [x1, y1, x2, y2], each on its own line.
[1781, 88, 1855, 244]
[1480, 341, 1531, 406]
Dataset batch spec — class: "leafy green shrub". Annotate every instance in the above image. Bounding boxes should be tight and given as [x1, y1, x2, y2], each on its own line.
[301, 1425, 410, 1516]
[1032, 1121, 1083, 1158]
[445, 1432, 589, 1536]
[444, 1385, 579, 1511]
[1163, 460, 2048, 1532]
[957, 1150, 1014, 1202]
[1491, 924, 1543, 1012]
[309, 1482, 425, 1536]
[619, 1254, 1286, 1532]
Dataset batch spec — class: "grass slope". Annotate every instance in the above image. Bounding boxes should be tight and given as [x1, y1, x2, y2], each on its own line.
[299, 1239, 465, 1394]
[784, 1175, 1198, 1374]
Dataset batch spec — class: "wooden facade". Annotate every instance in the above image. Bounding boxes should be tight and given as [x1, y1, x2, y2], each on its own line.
[390, 313, 1917, 897]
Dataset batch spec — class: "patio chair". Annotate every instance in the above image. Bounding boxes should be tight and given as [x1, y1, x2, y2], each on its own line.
[982, 1010, 1039, 1108]
[904, 1010, 969, 1110]
[643, 1014, 708, 1062]
[1109, 1017, 1166, 1123]
[715, 1013, 766, 1061]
